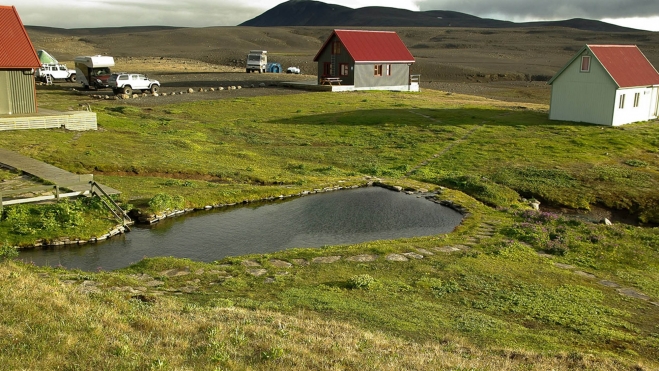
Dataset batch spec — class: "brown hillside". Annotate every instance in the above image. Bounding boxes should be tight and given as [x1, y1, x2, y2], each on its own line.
[26, 26, 659, 103]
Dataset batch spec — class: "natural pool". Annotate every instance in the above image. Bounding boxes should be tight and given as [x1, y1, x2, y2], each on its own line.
[19, 187, 464, 271]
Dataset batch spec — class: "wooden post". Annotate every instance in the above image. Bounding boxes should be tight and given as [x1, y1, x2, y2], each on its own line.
[55, 185, 60, 200]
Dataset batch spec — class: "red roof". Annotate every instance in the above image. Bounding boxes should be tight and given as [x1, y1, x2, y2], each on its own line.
[589, 45, 659, 88]
[0, 6, 41, 69]
[314, 30, 415, 63]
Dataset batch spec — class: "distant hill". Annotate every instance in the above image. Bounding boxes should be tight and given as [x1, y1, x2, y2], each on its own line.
[25, 25, 182, 36]
[240, 0, 637, 32]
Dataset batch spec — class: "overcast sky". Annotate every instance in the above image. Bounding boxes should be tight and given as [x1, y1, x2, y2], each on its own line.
[13, 0, 659, 31]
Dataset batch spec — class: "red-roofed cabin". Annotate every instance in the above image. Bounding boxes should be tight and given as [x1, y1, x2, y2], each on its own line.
[0, 6, 41, 115]
[548, 45, 659, 126]
[313, 30, 418, 91]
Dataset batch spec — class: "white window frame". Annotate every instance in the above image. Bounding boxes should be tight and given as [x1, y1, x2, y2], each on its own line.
[619, 94, 626, 109]
[374, 64, 382, 77]
[633, 92, 640, 108]
[580, 56, 591, 73]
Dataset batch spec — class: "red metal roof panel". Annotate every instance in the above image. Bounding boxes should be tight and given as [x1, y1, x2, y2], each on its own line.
[589, 45, 659, 88]
[0, 6, 41, 69]
[314, 30, 415, 63]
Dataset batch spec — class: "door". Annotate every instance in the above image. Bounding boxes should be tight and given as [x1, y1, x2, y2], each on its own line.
[0, 71, 10, 114]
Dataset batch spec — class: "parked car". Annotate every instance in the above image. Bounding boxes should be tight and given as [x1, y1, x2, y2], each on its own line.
[108, 73, 160, 95]
[286, 66, 301, 74]
[36, 64, 76, 83]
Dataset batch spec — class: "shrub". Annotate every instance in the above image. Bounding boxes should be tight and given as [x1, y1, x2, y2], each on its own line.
[148, 193, 185, 212]
[0, 243, 18, 260]
[3, 205, 35, 235]
[624, 159, 648, 167]
[348, 274, 376, 290]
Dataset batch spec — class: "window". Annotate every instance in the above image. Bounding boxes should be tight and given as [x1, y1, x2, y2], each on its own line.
[386, 64, 391, 76]
[332, 41, 341, 55]
[619, 94, 625, 109]
[374, 64, 383, 77]
[580, 56, 591, 72]
[634, 92, 640, 107]
[323, 62, 332, 76]
[340, 63, 349, 76]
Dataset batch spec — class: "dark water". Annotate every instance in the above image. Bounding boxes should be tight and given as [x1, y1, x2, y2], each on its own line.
[19, 187, 463, 271]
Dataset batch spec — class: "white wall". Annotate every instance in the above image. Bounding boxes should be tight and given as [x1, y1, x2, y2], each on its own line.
[549, 52, 617, 125]
[650, 86, 659, 119]
[611, 86, 657, 126]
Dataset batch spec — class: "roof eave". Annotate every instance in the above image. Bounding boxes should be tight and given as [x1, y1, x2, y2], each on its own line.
[547, 45, 621, 88]
[313, 30, 338, 62]
[0, 65, 40, 69]
[355, 60, 415, 64]
[547, 45, 588, 85]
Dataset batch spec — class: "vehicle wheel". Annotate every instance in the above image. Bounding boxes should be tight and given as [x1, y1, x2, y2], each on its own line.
[150, 85, 160, 94]
[122, 86, 132, 95]
[82, 84, 89, 90]
[68, 74, 77, 82]
[246, 69, 250, 73]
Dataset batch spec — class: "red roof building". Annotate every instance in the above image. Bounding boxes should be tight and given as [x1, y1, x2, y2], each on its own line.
[0, 5, 40, 115]
[313, 30, 418, 91]
[314, 30, 415, 63]
[548, 44, 659, 126]
[0, 6, 40, 69]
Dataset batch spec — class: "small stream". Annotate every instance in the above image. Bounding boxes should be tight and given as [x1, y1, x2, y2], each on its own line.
[19, 187, 464, 271]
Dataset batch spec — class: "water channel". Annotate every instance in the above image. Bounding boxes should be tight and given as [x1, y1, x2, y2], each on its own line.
[19, 187, 464, 271]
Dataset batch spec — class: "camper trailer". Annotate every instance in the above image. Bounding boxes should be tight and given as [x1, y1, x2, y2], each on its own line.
[246, 50, 267, 73]
[74, 55, 115, 89]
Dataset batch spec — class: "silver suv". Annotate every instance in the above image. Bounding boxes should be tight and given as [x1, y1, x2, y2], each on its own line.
[108, 73, 160, 95]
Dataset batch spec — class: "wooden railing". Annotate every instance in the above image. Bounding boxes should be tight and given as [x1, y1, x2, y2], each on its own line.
[90, 181, 132, 228]
[0, 176, 132, 229]
[0, 174, 94, 212]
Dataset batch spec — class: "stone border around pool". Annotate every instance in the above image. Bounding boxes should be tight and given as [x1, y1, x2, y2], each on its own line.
[22, 180, 470, 249]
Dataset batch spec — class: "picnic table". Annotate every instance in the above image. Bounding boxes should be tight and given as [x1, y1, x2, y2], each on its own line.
[320, 77, 342, 85]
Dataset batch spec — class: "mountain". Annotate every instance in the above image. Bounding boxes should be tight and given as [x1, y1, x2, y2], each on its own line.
[240, 0, 637, 32]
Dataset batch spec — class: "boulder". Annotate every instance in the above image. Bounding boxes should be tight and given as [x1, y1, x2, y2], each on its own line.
[385, 253, 408, 262]
[187, 88, 194, 93]
[312, 256, 341, 264]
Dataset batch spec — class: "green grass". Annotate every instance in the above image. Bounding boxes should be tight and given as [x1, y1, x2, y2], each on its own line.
[0, 86, 658, 369]
[2, 88, 657, 223]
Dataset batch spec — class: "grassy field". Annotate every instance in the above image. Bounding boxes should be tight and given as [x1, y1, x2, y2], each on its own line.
[1, 86, 658, 369]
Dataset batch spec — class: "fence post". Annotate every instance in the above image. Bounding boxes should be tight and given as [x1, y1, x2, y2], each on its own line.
[55, 185, 59, 200]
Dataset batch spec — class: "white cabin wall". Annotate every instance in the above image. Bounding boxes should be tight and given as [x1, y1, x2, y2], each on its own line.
[612, 87, 655, 126]
[650, 86, 659, 119]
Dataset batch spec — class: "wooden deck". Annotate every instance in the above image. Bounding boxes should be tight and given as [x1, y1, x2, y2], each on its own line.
[0, 148, 119, 195]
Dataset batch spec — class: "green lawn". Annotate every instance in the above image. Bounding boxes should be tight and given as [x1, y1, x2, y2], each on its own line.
[0, 86, 658, 370]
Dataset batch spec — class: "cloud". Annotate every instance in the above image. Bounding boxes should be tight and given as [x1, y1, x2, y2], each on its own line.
[16, 0, 267, 28]
[417, 0, 659, 21]
[13, 0, 659, 28]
